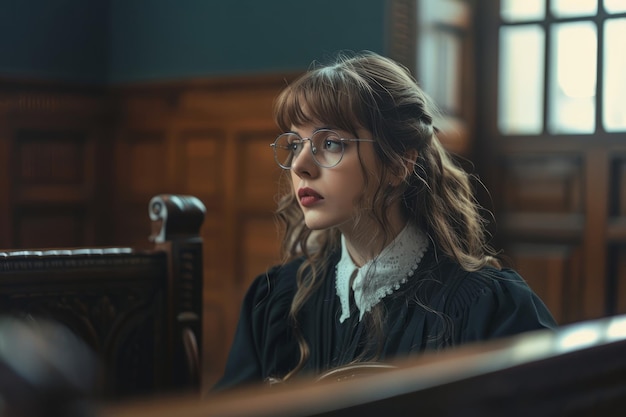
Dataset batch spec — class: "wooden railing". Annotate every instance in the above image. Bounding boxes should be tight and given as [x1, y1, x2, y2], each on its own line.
[101, 314, 626, 417]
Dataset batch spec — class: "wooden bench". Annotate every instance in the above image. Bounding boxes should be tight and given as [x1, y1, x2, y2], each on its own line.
[0, 194, 205, 401]
[100, 314, 626, 416]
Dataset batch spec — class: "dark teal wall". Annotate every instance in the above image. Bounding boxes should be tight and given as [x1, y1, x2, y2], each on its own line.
[108, 0, 387, 83]
[0, 0, 108, 83]
[0, 0, 387, 84]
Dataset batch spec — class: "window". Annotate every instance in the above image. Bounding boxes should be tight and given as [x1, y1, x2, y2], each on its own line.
[498, 0, 626, 135]
[386, 0, 475, 153]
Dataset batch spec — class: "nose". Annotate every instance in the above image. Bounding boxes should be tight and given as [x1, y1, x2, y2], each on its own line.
[291, 139, 318, 178]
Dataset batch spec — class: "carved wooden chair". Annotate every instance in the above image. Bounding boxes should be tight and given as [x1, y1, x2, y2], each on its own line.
[0, 194, 205, 400]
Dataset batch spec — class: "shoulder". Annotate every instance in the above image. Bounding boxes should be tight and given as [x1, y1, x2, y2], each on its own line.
[436, 262, 541, 312]
[446, 266, 532, 307]
[410, 250, 557, 341]
[242, 257, 304, 314]
[408, 248, 547, 308]
[442, 265, 557, 340]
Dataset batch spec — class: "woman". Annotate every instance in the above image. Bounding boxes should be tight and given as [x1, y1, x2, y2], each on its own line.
[214, 51, 556, 391]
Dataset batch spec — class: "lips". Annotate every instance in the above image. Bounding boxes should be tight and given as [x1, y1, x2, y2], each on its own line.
[298, 187, 323, 207]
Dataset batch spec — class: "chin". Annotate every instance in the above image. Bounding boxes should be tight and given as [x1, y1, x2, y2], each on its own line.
[304, 215, 350, 231]
[304, 222, 330, 231]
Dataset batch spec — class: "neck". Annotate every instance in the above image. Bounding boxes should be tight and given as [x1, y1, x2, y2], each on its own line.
[340, 203, 408, 267]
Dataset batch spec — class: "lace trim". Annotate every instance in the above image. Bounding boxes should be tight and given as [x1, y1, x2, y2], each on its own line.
[335, 223, 429, 323]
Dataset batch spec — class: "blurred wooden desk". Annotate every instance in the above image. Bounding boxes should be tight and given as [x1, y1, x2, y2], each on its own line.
[99, 314, 626, 416]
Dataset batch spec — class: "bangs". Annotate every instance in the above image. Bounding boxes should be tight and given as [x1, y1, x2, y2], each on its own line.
[274, 66, 370, 135]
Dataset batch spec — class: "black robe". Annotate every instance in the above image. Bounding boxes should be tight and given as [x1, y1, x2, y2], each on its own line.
[214, 247, 557, 391]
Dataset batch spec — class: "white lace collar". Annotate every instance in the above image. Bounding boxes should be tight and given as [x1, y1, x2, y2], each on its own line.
[335, 222, 429, 323]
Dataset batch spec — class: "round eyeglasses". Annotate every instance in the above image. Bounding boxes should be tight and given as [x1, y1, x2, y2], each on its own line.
[270, 129, 375, 169]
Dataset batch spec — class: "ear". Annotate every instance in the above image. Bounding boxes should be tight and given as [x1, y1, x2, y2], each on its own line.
[388, 149, 419, 187]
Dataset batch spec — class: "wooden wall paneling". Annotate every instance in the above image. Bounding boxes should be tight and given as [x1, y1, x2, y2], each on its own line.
[201, 124, 284, 386]
[180, 90, 277, 122]
[609, 152, 626, 315]
[14, 130, 90, 201]
[202, 300, 230, 390]
[176, 127, 226, 203]
[474, 0, 626, 326]
[0, 85, 108, 249]
[507, 243, 583, 325]
[0, 76, 292, 386]
[582, 148, 610, 319]
[612, 244, 626, 314]
[109, 89, 178, 247]
[219, 127, 241, 337]
[499, 153, 586, 323]
[609, 153, 626, 242]
[501, 153, 583, 215]
[386, 0, 417, 74]
[175, 75, 291, 122]
[201, 212, 225, 292]
[234, 127, 284, 290]
[123, 130, 170, 198]
[237, 128, 284, 211]
[175, 126, 227, 288]
[201, 205, 230, 381]
[172, 124, 233, 388]
[112, 92, 177, 126]
[216, 123, 282, 291]
[110, 76, 294, 390]
[0, 102, 11, 249]
[113, 128, 170, 247]
[237, 213, 282, 291]
[14, 207, 87, 248]
[203, 125, 283, 383]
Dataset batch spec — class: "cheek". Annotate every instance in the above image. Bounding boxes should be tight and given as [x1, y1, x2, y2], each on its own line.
[290, 171, 299, 188]
[351, 168, 381, 207]
[335, 168, 367, 202]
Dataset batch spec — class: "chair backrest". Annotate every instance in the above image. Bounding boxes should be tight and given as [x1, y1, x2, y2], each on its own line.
[0, 194, 205, 401]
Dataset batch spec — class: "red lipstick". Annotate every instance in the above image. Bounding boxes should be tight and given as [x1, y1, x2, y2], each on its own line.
[298, 187, 323, 207]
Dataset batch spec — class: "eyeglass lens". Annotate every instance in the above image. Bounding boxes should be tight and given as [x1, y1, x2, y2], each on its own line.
[273, 130, 344, 168]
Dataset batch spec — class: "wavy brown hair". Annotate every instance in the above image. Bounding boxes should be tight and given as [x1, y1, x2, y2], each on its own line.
[273, 51, 500, 380]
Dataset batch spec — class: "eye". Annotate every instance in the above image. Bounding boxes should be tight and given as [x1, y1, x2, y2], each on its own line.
[287, 137, 304, 152]
[320, 133, 343, 153]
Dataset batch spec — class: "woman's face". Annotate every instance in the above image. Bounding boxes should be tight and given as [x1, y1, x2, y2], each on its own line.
[289, 123, 379, 233]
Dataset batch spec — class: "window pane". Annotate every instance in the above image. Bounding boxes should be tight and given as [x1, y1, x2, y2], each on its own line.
[441, 32, 461, 114]
[498, 25, 545, 134]
[548, 22, 597, 134]
[552, 0, 598, 17]
[421, 30, 461, 115]
[417, 0, 468, 117]
[604, 0, 626, 13]
[501, 0, 546, 22]
[604, 18, 626, 131]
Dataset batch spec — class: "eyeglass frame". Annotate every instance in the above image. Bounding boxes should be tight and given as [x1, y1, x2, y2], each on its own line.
[269, 129, 376, 169]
